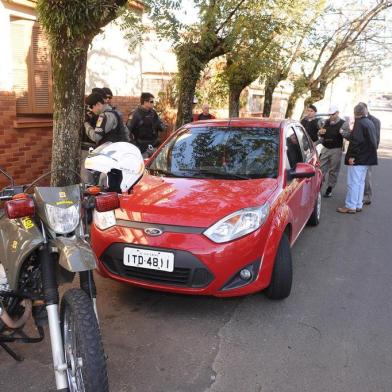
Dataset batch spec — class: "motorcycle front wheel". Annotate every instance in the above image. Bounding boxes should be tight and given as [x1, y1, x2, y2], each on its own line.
[60, 288, 109, 392]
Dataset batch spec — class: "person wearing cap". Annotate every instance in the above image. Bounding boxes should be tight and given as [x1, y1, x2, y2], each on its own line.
[318, 105, 350, 197]
[84, 92, 128, 146]
[337, 103, 377, 214]
[91, 87, 106, 100]
[358, 102, 381, 205]
[301, 104, 320, 142]
[126, 92, 166, 154]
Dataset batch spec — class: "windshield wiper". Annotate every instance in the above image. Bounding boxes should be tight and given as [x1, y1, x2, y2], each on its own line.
[187, 169, 250, 180]
[147, 168, 177, 177]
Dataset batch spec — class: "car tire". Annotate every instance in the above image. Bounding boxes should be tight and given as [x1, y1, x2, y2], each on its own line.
[307, 190, 321, 226]
[265, 234, 292, 300]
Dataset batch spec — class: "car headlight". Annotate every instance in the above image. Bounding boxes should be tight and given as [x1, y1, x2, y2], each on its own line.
[204, 204, 270, 243]
[93, 210, 116, 230]
[45, 204, 80, 234]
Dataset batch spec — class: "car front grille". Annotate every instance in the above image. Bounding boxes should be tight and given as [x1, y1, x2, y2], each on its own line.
[100, 243, 214, 288]
[104, 258, 191, 285]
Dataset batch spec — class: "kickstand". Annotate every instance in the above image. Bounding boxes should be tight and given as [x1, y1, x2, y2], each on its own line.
[0, 342, 24, 361]
[0, 325, 44, 361]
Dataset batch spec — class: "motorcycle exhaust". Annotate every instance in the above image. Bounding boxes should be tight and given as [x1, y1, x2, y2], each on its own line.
[0, 299, 32, 329]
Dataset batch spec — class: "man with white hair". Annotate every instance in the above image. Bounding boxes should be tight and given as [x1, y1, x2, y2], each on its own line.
[337, 103, 378, 214]
[197, 104, 216, 121]
[318, 105, 350, 197]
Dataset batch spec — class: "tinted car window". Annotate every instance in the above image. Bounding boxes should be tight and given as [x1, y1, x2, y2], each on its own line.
[285, 127, 303, 169]
[148, 127, 280, 179]
[294, 125, 312, 161]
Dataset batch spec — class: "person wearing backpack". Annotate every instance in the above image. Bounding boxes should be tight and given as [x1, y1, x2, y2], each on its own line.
[127, 92, 167, 153]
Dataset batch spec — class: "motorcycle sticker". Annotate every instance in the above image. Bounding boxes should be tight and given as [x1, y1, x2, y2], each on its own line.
[21, 217, 34, 230]
[56, 200, 74, 206]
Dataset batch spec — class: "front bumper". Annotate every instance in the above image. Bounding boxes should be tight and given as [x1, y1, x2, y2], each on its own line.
[91, 222, 271, 297]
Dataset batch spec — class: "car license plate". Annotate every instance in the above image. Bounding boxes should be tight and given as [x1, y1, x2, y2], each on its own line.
[123, 248, 174, 272]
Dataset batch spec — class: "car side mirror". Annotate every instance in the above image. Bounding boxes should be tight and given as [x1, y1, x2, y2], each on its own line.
[287, 162, 315, 180]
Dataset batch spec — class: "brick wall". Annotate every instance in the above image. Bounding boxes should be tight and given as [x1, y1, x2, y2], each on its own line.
[0, 91, 53, 189]
[111, 96, 140, 120]
[0, 94, 142, 189]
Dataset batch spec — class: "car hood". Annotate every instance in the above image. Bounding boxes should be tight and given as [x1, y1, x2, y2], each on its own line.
[116, 174, 278, 227]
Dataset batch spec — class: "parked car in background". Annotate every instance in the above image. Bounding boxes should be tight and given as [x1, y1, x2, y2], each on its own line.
[91, 119, 322, 299]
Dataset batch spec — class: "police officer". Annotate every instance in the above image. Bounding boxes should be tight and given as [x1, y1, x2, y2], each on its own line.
[84, 92, 129, 146]
[102, 87, 114, 109]
[301, 104, 320, 142]
[127, 92, 166, 154]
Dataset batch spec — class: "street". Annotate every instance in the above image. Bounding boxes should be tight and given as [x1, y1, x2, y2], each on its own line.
[1, 123, 392, 392]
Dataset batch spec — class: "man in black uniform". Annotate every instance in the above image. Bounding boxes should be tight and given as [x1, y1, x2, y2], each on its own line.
[127, 92, 166, 154]
[301, 104, 320, 142]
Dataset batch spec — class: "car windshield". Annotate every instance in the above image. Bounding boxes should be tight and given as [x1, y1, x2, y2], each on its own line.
[147, 126, 280, 179]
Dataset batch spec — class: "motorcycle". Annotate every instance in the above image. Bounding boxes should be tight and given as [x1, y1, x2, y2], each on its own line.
[0, 167, 120, 391]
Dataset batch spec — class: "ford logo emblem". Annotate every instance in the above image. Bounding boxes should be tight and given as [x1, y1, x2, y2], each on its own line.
[144, 227, 163, 236]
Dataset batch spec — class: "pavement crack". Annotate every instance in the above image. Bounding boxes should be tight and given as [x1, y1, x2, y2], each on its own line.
[203, 299, 244, 392]
[298, 321, 322, 339]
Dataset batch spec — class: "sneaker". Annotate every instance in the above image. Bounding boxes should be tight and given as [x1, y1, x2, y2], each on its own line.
[323, 186, 332, 198]
[356, 208, 362, 212]
[337, 207, 356, 214]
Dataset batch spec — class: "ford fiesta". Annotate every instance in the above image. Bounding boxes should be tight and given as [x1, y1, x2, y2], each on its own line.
[91, 119, 322, 299]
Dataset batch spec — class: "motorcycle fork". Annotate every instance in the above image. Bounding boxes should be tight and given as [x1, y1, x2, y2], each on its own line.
[79, 270, 99, 323]
[39, 243, 68, 390]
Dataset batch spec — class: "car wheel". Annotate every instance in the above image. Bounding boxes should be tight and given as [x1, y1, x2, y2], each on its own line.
[265, 234, 292, 300]
[307, 190, 321, 226]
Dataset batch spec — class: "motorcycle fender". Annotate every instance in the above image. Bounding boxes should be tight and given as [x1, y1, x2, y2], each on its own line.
[0, 216, 44, 290]
[52, 237, 97, 272]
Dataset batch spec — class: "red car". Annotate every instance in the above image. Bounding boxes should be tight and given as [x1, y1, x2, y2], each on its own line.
[91, 119, 322, 299]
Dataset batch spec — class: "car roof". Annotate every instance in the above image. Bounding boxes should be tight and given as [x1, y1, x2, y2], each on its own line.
[186, 118, 296, 129]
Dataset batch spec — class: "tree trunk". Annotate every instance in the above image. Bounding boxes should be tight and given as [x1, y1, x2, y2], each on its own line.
[285, 90, 303, 119]
[175, 47, 205, 129]
[262, 77, 279, 117]
[302, 86, 327, 116]
[229, 86, 242, 117]
[175, 70, 201, 129]
[50, 42, 89, 186]
[175, 38, 227, 129]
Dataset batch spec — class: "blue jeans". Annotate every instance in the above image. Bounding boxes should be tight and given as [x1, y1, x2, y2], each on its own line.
[345, 165, 369, 209]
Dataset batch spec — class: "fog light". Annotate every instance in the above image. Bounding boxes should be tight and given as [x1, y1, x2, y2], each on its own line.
[239, 269, 252, 281]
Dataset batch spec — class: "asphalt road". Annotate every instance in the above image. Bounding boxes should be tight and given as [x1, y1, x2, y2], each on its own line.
[1, 119, 392, 392]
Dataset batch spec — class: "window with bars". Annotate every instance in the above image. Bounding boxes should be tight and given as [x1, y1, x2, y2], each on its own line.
[10, 18, 53, 114]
